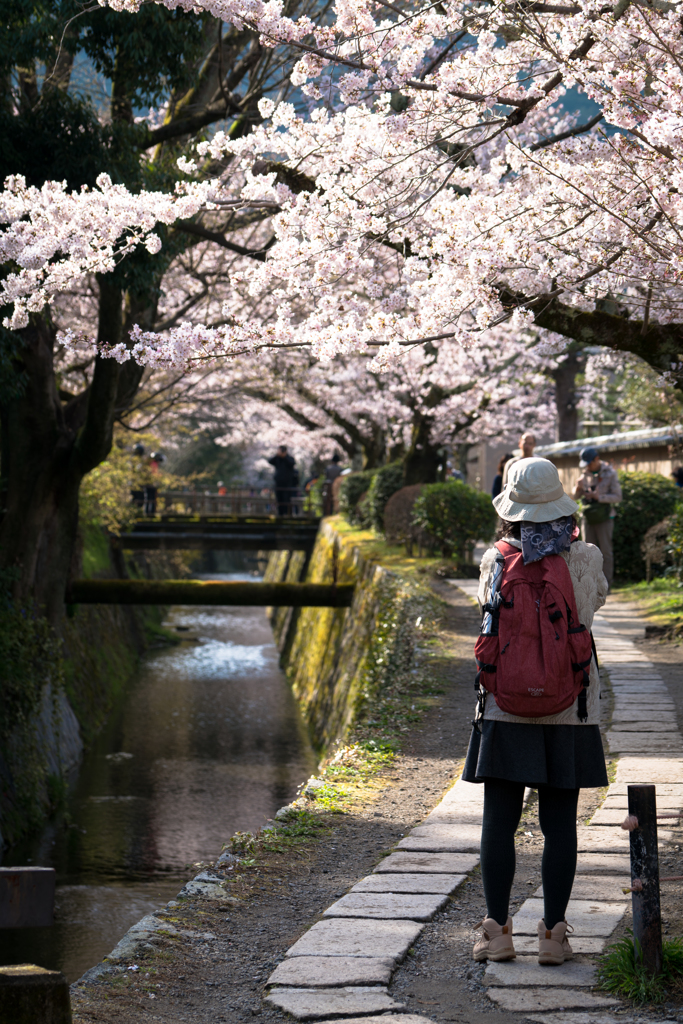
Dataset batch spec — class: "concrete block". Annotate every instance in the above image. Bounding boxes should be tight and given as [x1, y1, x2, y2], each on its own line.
[286, 918, 424, 959]
[374, 852, 479, 874]
[534, 876, 629, 901]
[616, 757, 683, 783]
[323, 893, 448, 921]
[512, 898, 625, 936]
[267, 957, 394, 988]
[484, 957, 596, 987]
[0, 964, 71, 1024]
[487, 988, 617, 1012]
[265, 986, 403, 1019]
[576, 853, 631, 873]
[352, 873, 465, 894]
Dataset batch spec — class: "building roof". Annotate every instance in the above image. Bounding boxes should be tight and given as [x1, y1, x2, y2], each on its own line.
[535, 425, 682, 459]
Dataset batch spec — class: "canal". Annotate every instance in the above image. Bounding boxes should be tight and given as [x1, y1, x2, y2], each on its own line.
[0, 574, 316, 981]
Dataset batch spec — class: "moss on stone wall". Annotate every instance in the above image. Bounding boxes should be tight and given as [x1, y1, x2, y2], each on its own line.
[0, 530, 164, 848]
[268, 518, 437, 754]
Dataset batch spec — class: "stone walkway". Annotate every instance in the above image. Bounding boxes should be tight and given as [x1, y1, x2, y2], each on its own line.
[263, 589, 681, 1024]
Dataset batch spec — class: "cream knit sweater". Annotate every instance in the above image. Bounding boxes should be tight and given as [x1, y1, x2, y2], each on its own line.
[476, 540, 608, 726]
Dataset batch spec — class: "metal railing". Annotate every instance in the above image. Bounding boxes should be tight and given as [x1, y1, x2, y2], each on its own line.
[130, 487, 314, 517]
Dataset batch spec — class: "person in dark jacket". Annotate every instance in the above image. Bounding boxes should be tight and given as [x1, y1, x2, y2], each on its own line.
[492, 453, 514, 499]
[268, 445, 297, 515]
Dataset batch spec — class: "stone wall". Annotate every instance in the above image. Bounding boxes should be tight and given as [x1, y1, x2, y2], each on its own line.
[265, 519, 426, 754]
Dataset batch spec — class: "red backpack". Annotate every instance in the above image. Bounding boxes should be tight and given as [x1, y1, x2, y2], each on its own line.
[474, 541, 593, 721]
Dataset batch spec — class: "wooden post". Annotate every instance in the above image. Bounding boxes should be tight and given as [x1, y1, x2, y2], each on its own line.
[628, 784, 663, 975]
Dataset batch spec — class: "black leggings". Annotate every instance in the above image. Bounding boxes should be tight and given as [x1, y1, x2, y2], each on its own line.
[480, 779, 579, 930]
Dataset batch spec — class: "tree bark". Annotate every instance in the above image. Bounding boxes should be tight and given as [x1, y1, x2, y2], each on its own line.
[0, 281, 131, 623]
[403, 411, 441, 485]
[551, 346, 586, 442]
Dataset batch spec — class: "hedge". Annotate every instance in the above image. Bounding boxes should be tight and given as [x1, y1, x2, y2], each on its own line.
[613, 471, 678, 580]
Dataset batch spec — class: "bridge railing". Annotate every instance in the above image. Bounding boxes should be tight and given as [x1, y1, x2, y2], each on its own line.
[130, 487, 316, 517]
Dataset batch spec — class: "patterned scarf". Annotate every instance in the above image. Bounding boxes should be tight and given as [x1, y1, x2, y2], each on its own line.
[519, 516, 578, 564]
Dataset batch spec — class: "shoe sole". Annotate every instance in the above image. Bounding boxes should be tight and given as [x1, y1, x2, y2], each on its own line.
[473, 949, 516, 962]
[538, 954, 565, 965]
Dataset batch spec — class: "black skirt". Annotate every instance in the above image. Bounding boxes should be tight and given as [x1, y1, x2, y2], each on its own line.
[462, 720, 608, 789]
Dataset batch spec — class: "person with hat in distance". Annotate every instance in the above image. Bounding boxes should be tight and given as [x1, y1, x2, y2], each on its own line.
[465, 457, 608, 967]
[572, 446, 622, 587]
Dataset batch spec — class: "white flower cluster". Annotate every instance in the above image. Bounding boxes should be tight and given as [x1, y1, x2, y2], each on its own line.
[0, 174, 218, 330]
[5, 0, 683, 369]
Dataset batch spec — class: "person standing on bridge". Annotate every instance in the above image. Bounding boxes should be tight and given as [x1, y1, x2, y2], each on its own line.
[268, 445, 297, 515]
[465, 458, 608, 968]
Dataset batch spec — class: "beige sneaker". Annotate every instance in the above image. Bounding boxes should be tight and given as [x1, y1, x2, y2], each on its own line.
[472, 917, 516, 962]
[538, 919, 574, 965]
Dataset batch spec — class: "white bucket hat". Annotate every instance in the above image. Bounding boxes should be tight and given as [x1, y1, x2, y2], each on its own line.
[493, 457, 578, 523]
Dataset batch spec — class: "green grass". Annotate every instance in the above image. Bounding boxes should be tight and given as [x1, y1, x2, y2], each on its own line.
[612, 578, 683, 631]
[597, 932, 683, 1004]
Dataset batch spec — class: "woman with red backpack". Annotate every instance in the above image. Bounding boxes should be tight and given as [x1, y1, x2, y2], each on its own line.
[464, 457, 608, 967]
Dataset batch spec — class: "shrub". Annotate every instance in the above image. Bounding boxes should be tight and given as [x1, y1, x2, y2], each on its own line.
[666, 501, 683, 581]
[339, 470, 377, 524]
[367, 462, 405, 533]
[412, 480, 497, 558]
[613, 471, 678, 580]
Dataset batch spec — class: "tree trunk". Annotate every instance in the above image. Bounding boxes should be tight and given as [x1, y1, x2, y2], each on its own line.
[0, 281, 140, 623]
[552, 347, 585, 442]
[403, 413, 441, 485]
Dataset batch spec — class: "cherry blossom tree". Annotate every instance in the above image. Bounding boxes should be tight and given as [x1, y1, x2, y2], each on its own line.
[5, 0, 682, 378]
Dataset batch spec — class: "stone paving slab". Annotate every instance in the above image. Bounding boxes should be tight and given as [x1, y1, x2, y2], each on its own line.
[611, 695, 673, 703]
[352, 873, 465, 895]
[606, 732, 683, 752]
[606, 782, 683, 798]
[487, 987, 617, 1012]
[512, 899, 625, 936]
[513, 935, 608, 954]
[312, 1016, 434, 1024]
[534, 877, 629, 901]
[484, 958, 597, 987]
[397, 826, 481, 852]
[323, 893, 448, 921]
[611, 712, 677, 724]
[575, 853, 631, 873]
[286, 919, 424, 960]
[525, 1016, 637, 1024]
[616, 757, 683, 783]
[265, 986, 404, 1019]
[607, 722, 678, 731]
[421, 811, 483, 825]
[267, 956, 395, 988]
[575, 828, 629, 853]
[374, 852, 479, 874]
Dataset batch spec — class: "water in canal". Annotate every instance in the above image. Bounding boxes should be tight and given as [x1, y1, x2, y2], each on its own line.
[0, 574, 317, 982]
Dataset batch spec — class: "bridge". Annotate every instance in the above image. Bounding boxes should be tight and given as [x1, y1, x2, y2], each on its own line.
[114, 515, 321, 553]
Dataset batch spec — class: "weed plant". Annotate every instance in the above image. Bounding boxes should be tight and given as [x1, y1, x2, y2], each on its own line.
[597, 931, 683, 1004]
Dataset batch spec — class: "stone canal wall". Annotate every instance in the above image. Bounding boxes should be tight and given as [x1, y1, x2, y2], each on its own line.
[0, 531, 164, 848]
[265, 518, 429, 754]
